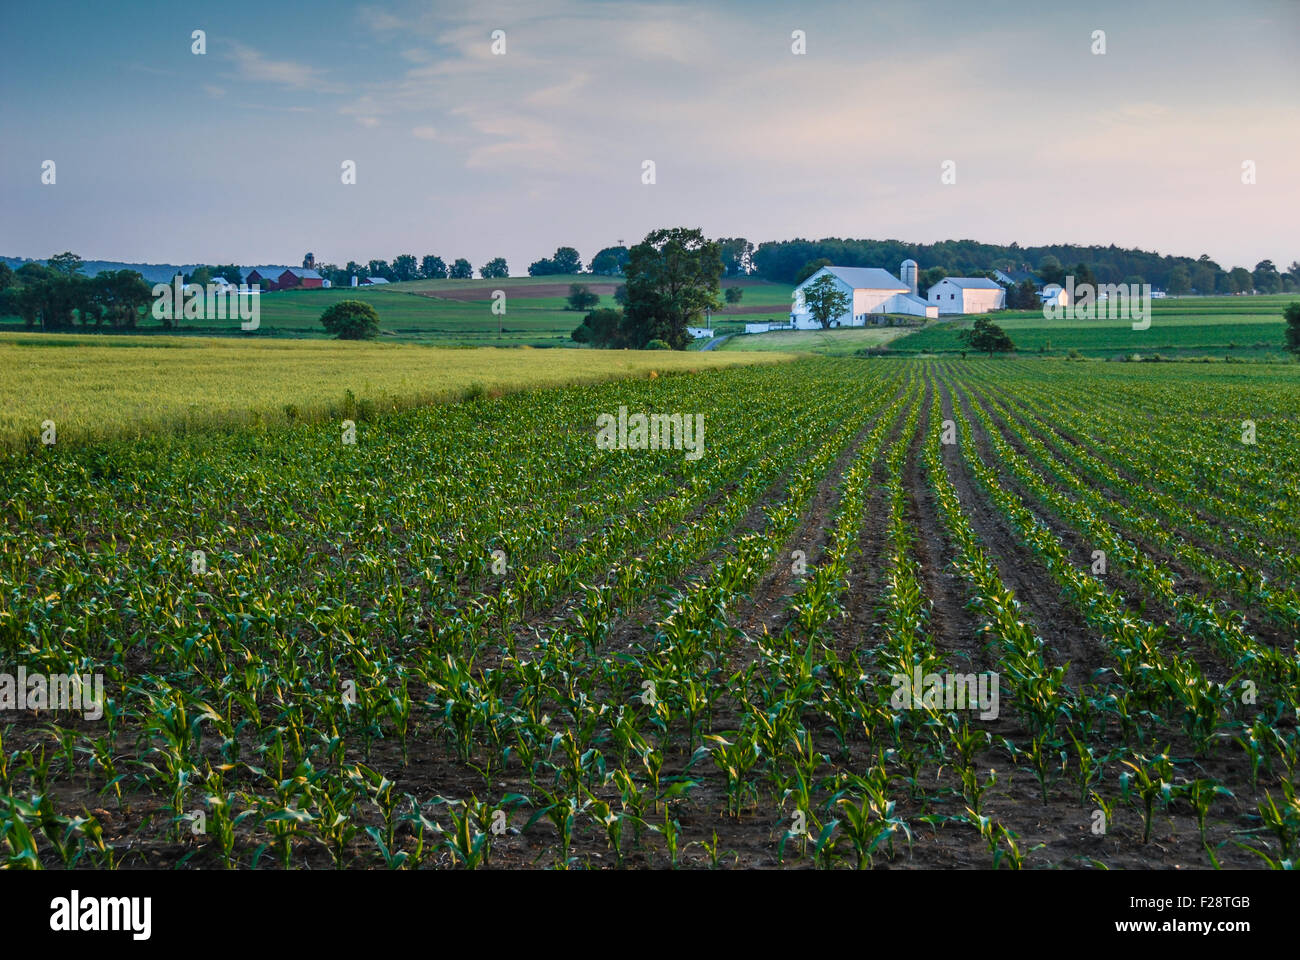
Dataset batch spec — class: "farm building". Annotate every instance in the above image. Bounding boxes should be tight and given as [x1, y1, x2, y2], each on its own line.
[927, 277, 1006, 315]
[994, 268, 1041, 289]
[242, 268, 279, 291]
[790, 261, 937, 329]
[276, 267, 324, 290]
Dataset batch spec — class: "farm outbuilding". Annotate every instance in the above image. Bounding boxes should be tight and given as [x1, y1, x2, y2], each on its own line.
[927, 277, 1006, 315]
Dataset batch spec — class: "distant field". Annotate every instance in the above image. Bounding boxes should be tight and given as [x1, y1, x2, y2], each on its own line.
[889, 295, 1297, 359]
[721, 326, 912, 355]
[0, 275, 797, 347]
[0, 332, 794, 449]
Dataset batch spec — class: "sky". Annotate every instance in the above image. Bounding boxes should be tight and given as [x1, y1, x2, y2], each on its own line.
[1, 0, 1297, 273]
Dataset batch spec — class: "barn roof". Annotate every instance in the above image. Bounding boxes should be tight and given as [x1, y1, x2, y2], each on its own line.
[942, 277, 1003, 290]
[812, 266, 907, 291]
[280, 267, 322, 279]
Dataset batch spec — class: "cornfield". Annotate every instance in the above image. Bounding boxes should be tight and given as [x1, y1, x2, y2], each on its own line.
[1, 357, 1297, 869]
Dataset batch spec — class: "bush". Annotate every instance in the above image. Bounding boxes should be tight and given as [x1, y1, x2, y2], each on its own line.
[320, 300, 380, 340]
[1066, 348, 1083, 360]
[644, 339, 671, 350]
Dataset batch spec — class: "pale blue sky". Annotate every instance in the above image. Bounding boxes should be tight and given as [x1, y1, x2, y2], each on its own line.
[1, 0, 1296, 272]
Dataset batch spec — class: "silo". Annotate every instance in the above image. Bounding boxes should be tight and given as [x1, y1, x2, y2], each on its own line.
[900, 259, 918, 296]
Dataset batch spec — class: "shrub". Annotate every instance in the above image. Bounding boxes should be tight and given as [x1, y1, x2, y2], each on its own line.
[644, 339, 671, 350]
[320, 300, 380, 340]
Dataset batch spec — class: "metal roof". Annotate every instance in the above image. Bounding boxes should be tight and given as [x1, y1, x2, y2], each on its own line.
[280, 267, 322, 279]
[940, 277, 1004, 290]
[807, 266, 906, 291]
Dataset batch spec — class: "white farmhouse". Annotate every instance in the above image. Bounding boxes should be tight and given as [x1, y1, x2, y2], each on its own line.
[927, 277, 1006, 315]
[790, 261, 937, 329]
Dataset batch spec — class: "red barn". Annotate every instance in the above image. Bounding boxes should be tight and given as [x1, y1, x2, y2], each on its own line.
[277, 268, 324, 289]
[243, 268, 278, 291]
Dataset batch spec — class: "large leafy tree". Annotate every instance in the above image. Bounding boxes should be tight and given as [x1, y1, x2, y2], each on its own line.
[619, 228, 722, 350]
[449, 258, 473, 279]
[960, 316, 1015, 357]
[1284, 302, 1300, 355]
[47, 251, 84, 276]
[589, 246, 629, 275]
[392, 255, 419, 282]
[802, 274, 851, 329]
[551, 246, 582, 274]
[421, 255, 447, 279]
[479, 257, 509, 279]
[570, 307, 625, 348]
[320, 300, 381, 339]
[716, 237, 754, 276]
[566, 284, 599, 311]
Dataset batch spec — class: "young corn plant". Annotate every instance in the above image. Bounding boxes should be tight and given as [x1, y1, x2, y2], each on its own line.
[1119, 750, 1175, 844]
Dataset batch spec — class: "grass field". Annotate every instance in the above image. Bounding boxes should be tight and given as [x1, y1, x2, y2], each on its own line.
[0, 275, 798, 348]
[889, 295, 1297, 359]
[2, 355, 1297, 870]
[720, 326, 913, 355]
[0, 333, 793, 450]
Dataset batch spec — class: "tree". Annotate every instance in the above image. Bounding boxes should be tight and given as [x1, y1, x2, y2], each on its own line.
[717, 237, 754, 276]
[724, 286, 743, 306]
[368, 259, 393, 281]
[184, 265, 214, 285]
[479, 257, 509, 279]
[527, 258, 555, 276]
[795, 258, 832, 284]
[1229, 267, 1254, 294]
[1253, 260, 1281, 294]
[0, 262, 13, 292]
[1037, 255, 1065, 286]
[919, 266, 948, 293]
[1072, 262, 1097, 290]
[959, 316, 1015, 357]
[88, 270, 151, 328]
[1167, 265, 1191, 296]
[613, 284, 628, 306]
[589, 246, 629, 275]
[1192, 263, 1217, 295]
[1285, 302, 1300, 355]
[392, 255, 419, 282]
[421, 256, 447, 279]
[620, 227, 723, 350]
[1017, 279, 1041, 311]
[566, 284, 599, 311]
[570, 308, 625, 348]
[551, 246, 582, 274]
[802, 274, 850, 329]
[47, 251, 85, 276]
[320, 300, 381, 339]
[450, 258, 473, 279]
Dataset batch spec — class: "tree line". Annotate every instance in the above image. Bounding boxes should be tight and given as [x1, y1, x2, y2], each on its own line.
[748, 238, 1298, 294]
[0, 254, 154, 330]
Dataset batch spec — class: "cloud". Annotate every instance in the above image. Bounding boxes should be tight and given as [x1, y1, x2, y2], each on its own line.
[228, 43, 341, 92]
[412, 126, 438, 140]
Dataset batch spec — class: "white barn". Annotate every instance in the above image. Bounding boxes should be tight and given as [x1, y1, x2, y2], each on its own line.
[928, 277, 1006, 315]
[790, 261, 937, 329]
